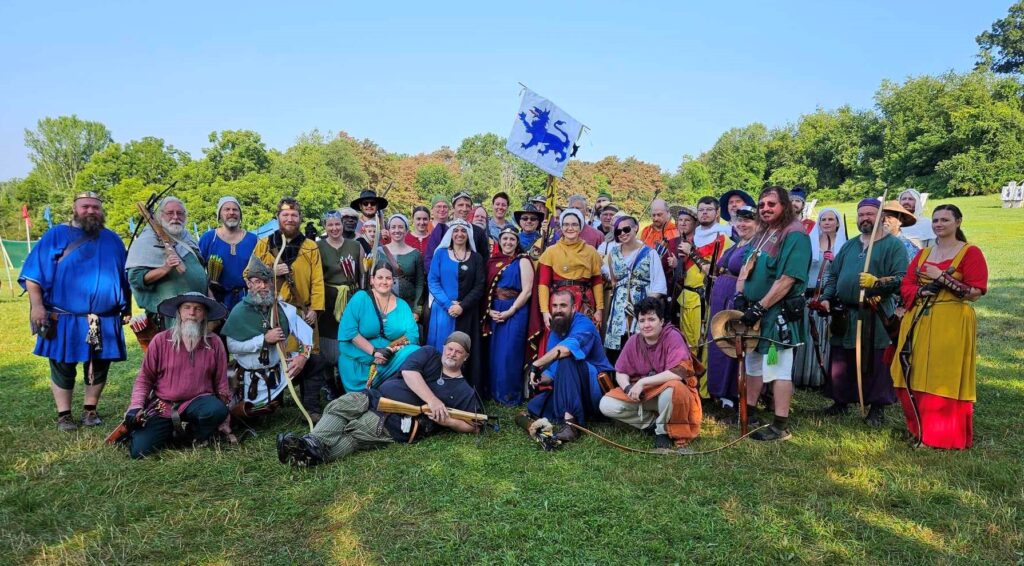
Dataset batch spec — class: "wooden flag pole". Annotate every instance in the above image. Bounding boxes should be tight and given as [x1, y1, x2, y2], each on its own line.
[0, 237, 15, 296]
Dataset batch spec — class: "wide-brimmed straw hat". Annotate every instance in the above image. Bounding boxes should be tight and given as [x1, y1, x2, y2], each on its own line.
[710, 310, 761, 358]
[157, 292, 228, 321]
[881, 200, 917, 227]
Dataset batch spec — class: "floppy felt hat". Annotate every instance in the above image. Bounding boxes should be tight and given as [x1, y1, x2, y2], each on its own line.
[350, 189, 389, 211]
[157, 291, 228, 321]
[718, 189, 755, 222]
[513, 203, 547, 223]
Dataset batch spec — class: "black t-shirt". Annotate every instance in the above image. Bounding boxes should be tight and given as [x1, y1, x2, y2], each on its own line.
[369, 346, 482, 442]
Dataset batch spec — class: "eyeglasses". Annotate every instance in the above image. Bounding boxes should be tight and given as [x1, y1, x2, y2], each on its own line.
[614, 226, 633, 236]
[520, 216, 539, 222]
[757, 202, 778, 209]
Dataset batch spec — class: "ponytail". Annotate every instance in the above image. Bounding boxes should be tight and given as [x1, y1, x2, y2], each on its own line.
[955, 228, 967, 243]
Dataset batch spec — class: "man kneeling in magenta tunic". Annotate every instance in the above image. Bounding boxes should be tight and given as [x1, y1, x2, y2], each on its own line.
[599, 297, 702, 449]
[123, 293, 231, 459]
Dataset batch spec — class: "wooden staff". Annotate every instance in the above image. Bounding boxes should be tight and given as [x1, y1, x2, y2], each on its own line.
[854, 191, 887, 418]
[136, 202, 186, 274]
[376, 397, 489, 423]
[735, 333, 748, 437]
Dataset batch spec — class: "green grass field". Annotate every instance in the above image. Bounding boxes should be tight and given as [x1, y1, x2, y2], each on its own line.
[1, 195, 1021, 565]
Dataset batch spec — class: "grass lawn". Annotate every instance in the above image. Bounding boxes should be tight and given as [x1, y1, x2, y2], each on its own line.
[1, 194, 1021, 565]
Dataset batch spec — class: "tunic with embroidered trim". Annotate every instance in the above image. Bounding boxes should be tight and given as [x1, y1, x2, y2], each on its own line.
[18, 224, 130, 362]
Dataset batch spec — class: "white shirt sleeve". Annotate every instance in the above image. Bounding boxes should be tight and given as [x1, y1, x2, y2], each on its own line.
[647, 250, 667, 295]
[227, 334, 264, 355]
[281, 302, 313, 348]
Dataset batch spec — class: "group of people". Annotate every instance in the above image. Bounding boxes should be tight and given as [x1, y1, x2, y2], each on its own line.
[19, 183, 987, 462]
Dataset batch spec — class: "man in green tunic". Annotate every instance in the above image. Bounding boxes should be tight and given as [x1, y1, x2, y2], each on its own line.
[737, 187, 811, 441]
[817, 198, 908, 426]
[126, 197, 209, 337]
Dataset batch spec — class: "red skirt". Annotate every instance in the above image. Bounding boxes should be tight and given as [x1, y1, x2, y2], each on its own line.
[896, 388, 973, 450]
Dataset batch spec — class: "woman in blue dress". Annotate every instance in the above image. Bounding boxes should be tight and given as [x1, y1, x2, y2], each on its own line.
[427, 219, 487, 393]
[337, 264, 420, 392]
[483, 226, 534, 405]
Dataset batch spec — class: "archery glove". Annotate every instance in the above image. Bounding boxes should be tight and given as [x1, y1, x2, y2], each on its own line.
[373, 347, 395, 363]
[124, 409, 141, 431]
[739, 302, 766, 327]
[858, 272, 879, 289]
[732, 293, 749, 313]
[528, 364, 544, 387]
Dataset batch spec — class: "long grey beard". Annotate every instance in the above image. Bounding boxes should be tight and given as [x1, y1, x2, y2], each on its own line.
[171, 320, 206, 352]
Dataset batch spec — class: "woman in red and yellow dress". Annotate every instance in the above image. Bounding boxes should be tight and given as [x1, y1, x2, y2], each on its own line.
[536, 209, 605, 341]
[891, 204, 988, 450]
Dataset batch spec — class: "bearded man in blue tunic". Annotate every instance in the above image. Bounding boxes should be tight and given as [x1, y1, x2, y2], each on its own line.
[19, 192, 131, 432]
[525, 289, 614, 443]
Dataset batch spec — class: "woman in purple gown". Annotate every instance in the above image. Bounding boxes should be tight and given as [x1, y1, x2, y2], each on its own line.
[706, 206, 758, 409]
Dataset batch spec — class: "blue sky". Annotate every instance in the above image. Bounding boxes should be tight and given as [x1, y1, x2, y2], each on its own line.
[0, 1, 1011, 180]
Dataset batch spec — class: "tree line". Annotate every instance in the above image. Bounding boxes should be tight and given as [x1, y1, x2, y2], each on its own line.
[3, 3, 1024, 239]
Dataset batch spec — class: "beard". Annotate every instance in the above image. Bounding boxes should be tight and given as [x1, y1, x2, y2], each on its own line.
[247, 289, 274, 308]
[550, 313, 571, 335]
[222, 218, 240, 229]
[172, 319, 205, 352]
[859, 220, 874, 235]
[74, 212, 105, 235]
[442, 357, 462, 372]
[162, 220, 184, 238]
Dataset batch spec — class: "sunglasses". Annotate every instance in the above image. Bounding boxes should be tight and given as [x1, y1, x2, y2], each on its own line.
[757, 202, 778, 209]
[614, 226, 633, 236]
[520, 216, 539, 222]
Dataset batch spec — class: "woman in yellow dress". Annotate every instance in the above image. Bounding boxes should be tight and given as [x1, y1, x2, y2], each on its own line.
[891, 204, 988, 449]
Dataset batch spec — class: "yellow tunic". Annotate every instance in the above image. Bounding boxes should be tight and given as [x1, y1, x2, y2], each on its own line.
[253, 235, 325, 353]
[537, 239, 605, 313]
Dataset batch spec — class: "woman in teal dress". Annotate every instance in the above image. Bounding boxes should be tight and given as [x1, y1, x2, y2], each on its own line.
[337, 264, 420, 392]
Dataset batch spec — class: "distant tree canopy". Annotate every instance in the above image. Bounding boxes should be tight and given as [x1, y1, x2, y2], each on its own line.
[977, 1, 1024, 74]
[4, 68, 1023, 238]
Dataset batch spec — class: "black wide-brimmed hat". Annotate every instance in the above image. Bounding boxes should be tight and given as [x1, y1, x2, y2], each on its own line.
[719, 189, 756, 222]
[350, 189, 388, 211]
[514, 203, 547, 224]
[157, 292, 228, 321]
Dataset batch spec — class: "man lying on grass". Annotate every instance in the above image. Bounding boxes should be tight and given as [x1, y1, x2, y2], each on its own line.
[276, 332, 482, 466]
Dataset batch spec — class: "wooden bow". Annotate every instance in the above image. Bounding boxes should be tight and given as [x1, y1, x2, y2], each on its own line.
[273, 235, 315, 431]
[854, 191, 887, 417]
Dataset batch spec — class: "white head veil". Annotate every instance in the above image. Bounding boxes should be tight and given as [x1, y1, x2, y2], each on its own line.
[899, 189, 936, 242]
[437, 219, 476, 252]
[808, 207, 847, 260]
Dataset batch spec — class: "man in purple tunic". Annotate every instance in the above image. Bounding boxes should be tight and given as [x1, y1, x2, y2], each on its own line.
[122, 293, 231, 459]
